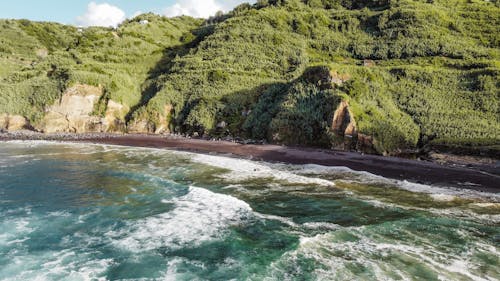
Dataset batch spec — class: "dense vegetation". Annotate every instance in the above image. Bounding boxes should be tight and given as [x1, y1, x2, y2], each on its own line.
[0, 14, 202, 122]
[0, 0, 498, 155]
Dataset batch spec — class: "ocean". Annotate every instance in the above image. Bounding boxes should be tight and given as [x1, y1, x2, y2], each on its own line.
[0, 141, 498, 280]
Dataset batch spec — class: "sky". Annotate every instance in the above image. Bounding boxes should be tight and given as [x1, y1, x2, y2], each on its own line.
[0, 0, 255, 27]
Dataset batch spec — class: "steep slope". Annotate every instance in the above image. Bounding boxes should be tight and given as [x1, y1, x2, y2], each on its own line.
[133, 0, 499, 154]
[0, 0, 498, 155]
[0, 14, 202, 128]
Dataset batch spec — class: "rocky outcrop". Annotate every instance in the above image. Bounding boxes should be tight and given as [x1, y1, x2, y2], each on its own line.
[127, 119, 155, 134]
[0, 114, 6, 130]
[155, 104, 173, 134]
[8, 115, 29, 131]
[128, 105, 172, 134]
[331, 101, 376, 153]
[357, 133, 376, 153]
[104, 100, 128, 132]
[0, 114, 29, 131]
[331, 101, 358, 144]
[332, 101, 357, 136]
[37, 84, 104, 133]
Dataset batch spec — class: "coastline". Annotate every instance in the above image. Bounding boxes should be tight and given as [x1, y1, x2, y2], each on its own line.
[1, 131, 499, 193]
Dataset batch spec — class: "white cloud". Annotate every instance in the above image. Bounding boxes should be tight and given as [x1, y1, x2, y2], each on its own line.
[164, 0, 255, 18]
[76, 2, 126, 28]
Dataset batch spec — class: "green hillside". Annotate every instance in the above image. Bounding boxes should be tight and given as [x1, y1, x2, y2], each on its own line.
[0, 0, 499, 155]
[0, 14, 202, 122]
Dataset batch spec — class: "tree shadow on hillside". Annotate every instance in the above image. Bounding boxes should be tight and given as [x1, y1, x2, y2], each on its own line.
[195, 66, 337, 140]
[172, 82, 288, 137]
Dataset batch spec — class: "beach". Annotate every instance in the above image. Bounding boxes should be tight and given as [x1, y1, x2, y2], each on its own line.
[1, 131, 498, 193]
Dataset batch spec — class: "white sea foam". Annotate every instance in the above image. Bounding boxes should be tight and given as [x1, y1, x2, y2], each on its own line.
[397, 180, 493, 200]
[0, 217, 34, 247]
[195, 159, 500, 220]
[0, 249, 111, 281]
[188, 151, 500, 204]
[190, 153, 335, 186]
[111, 186, 252, 252]
[7, 140, 498, 216]
[163, 257, 212, 281]
[6, 141, 496, 203]
[1, 140, 498, 280]
[290, 164, 500, 202]
[301, 221, 341, 230]
[428, 207, 500, 225]
[267, 225, 499, 281]
[254, 212, 300, 228]
[254, 212, 340, 232]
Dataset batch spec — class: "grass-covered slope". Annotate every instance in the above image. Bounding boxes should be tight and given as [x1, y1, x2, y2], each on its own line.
[0, 0, 499, 155]
[138, 0, 499, 153]
[0, 14, 202, 122]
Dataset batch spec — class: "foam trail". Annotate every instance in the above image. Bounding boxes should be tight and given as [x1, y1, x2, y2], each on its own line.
[7, 141, 496, 202]
[266, 226, 499, 281]
[111, 186, 252, 252]
[0, 249, 112, 281]
[292, 164, 500, 202]
[191, 154, 334, 186]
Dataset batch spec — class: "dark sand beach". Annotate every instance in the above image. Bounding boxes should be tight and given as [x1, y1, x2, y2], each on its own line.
[1, 132, 498, 192]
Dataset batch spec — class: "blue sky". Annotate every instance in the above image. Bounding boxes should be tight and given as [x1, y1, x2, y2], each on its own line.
[0, 0, 253, 26]
[0, 1, 170, 24]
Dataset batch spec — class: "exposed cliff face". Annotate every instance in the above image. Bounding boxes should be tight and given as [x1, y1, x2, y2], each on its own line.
[0, 114, 6, 130]
[37, 84, 104, 133]
[104, 100, 128, 133]
[155, 104, 173, 134]
[332, 101, 356, 136]
[128, 104, 172, 134]
[36, 84, 133, 134]
[332, 101, 357, 149]
[0, 67, 377, 155]
[298, 67, 376, 153]
[127, 119, 155, 134]
[331, 101, 376, 153]
[0, 114, 29, 131]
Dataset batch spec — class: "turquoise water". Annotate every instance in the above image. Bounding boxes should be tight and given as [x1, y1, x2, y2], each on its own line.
[0, 141, 498, 281]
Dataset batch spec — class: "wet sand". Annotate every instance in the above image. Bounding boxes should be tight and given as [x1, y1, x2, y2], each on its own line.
[1, 132, 499, 193]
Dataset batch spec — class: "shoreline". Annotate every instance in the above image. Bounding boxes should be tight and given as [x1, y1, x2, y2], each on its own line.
[1, 131, 499, 193]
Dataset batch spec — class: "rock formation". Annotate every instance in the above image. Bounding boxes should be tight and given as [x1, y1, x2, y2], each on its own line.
[331, 101, 375, 153]
[332, 101, 357, 149]
[104, 100, 128, 132]
[0, 114, 29, 131]
[127, 104, 172, 134]
[37, 84, 104, 133]
[0, 114, 6, 130]
[127, 119, 155, 134]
